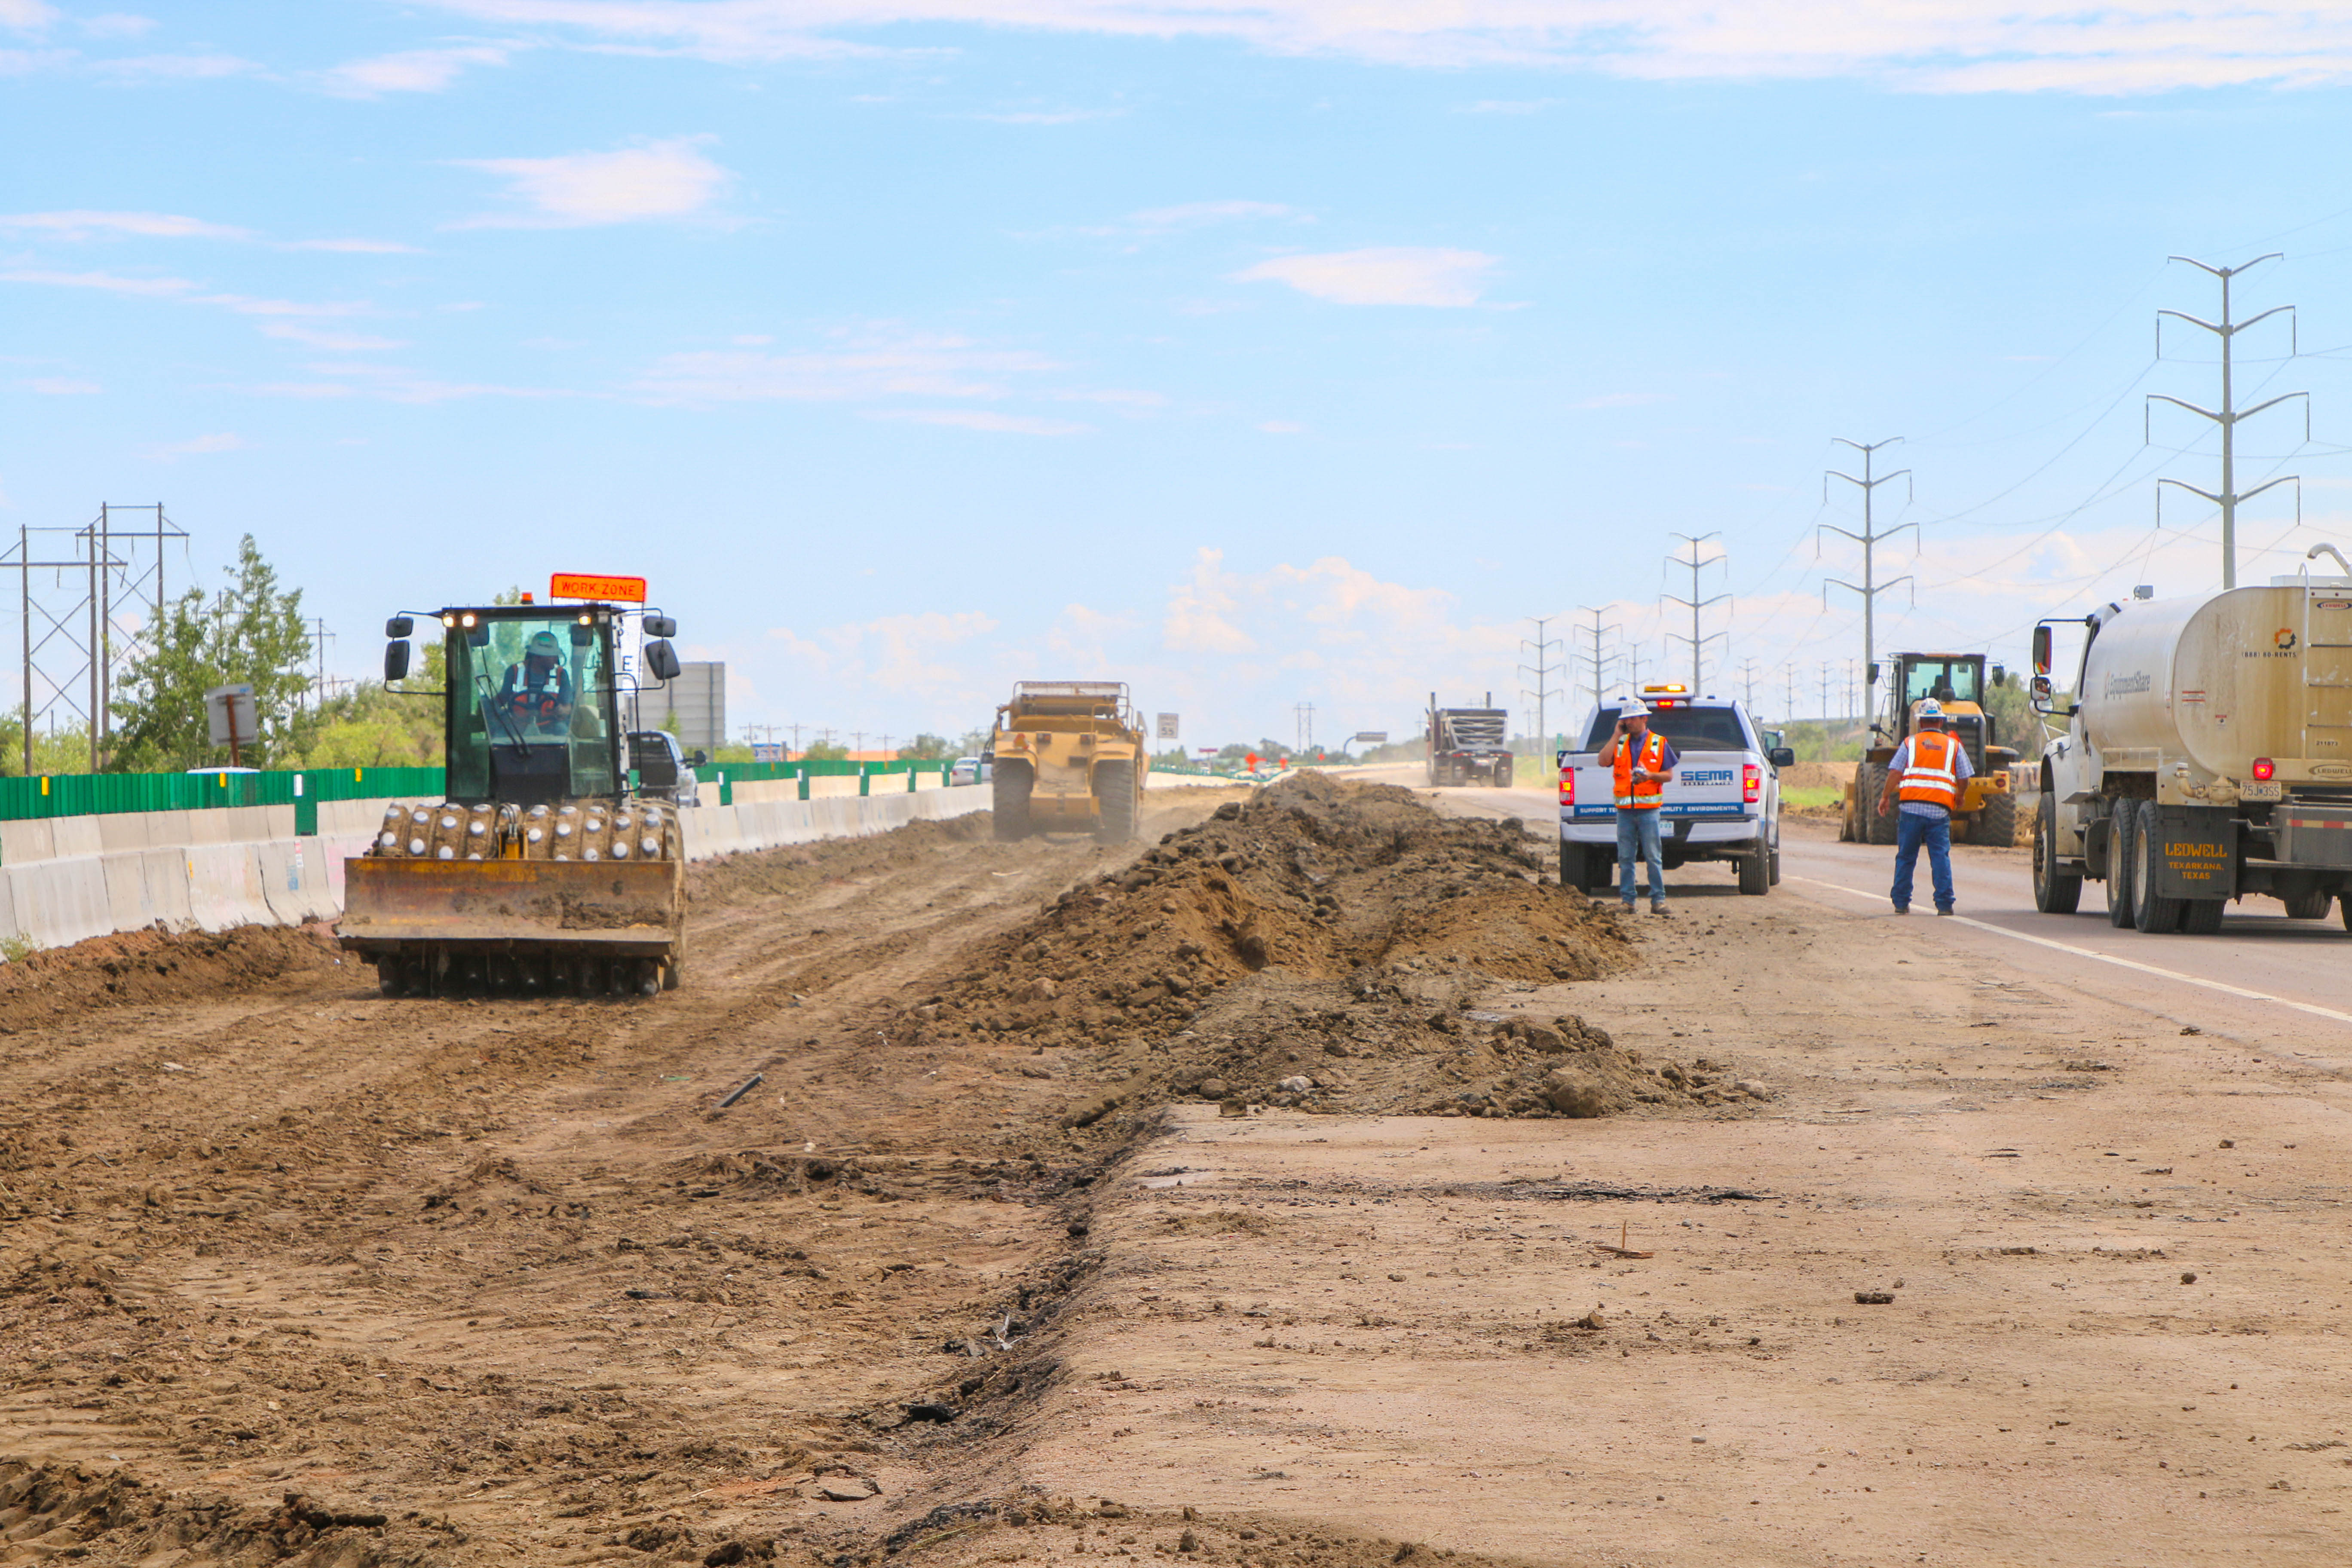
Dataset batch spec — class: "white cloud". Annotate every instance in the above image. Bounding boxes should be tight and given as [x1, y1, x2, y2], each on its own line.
[22, 377, 100, 394]
[633, 332, 1060, 404]
[0, 0, 56, 29]
[417, 0, 2352, 91]
[762, 609, 1002, 701]
[149, 432, 245, 459]
[284, 237, 425, 254]
[1234, 247, 1497, 308]
[91, 52, 257, 79]
[79, 13, 153, 38]
[1257, 420, 1305, 434]
[259, 323, 407, 350]
[0, 209, 251, 240]
[317, 44, 511, 97]
[0, 267, 198, 297]
[452, 136, 731, 228]
[1124, 200, 1297, 231]
[862, 408, 1088, 435]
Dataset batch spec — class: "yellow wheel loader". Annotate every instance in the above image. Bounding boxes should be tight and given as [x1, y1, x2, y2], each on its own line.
[1838, 652, 2021, 847]
[337, 600, 690, 998]
[989, 681, 1148, 842]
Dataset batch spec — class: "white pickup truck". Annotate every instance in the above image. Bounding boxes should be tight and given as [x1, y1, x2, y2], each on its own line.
[1555, 686, 1794, 897]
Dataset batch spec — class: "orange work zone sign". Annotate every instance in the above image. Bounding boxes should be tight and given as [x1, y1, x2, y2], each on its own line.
[550, 573, 648, 603]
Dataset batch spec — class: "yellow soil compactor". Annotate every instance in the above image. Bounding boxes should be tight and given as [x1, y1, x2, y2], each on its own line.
[337, 600, 690, 998]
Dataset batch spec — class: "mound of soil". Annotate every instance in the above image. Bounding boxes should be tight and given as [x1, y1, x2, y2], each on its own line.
[0, 921, 344, 1024]
[889, 776, 1746, 1132]
[689, 814, 992, 907]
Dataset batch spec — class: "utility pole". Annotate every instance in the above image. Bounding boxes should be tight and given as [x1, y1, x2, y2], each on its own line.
[1822, 437, 1915, 731]
[2150, 254, 2307, 590]
[1294, 701, 1315, 754]
[1784, 664, 1797, 725]
[1574, 607, 1619, 714]
[306, 617, 334, 710]
[1662, 533, 1729, 691]
[1519, 614, 1563, 756]
[1737, 657, 1760, 717]
[1818, 662, 1832, 726]
[787, 723, 807, 753]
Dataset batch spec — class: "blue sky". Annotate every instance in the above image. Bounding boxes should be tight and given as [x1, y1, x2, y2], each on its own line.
[8, 1, 2352, 750]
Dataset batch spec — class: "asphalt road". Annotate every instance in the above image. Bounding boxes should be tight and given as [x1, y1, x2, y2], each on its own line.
[1415, 770, 2352, 1050]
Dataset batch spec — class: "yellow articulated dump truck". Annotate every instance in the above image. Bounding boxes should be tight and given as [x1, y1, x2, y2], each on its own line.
[1839, 652, 2021, 846]
[337, 596, 690, 998]
[990, 680, 1147, 842]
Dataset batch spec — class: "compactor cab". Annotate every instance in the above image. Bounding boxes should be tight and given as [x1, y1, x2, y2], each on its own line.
[1839, 652, 2022, 846]
[990, 680, 1147, 842]
[337, 600, 693, 998]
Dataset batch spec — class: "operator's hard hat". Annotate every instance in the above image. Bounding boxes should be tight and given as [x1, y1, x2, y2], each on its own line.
[526, 630, 561, 657]
[1618, 698, 1651, 719]
[1916, 698, 1945, 720]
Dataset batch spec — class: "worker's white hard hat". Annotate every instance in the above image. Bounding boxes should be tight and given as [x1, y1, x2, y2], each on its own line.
[1916, 698, 1945, 720]
[1618, 699, 1651, 718]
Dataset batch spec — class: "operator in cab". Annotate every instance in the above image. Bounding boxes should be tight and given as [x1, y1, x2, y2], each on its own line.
[1876, 698, 1972, 916]
[497, 630, 576, 739]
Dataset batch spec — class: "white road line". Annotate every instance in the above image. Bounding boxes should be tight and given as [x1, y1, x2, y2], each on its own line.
[1786, 874, 2352, 1028]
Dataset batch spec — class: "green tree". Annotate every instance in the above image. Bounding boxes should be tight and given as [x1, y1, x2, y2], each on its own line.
[801, 740, 848, 761]
[896, 732, 951, 760]
[110, 535, 312, 771]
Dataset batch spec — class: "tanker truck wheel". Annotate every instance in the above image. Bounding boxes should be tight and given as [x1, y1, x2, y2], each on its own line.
[2180, 897, 2225, 934]
[2105, 805, 2137, 928]
[2282, 888, 2334, 921]
[992, 760, 1034, 841]
[2130, 801, 2185, 933]
[2032, 793, 2082, 914]
[1978, 790, 2020, 848]
[1094, 760, 1138, 842]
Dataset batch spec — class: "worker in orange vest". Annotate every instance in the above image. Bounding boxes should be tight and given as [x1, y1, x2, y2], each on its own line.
[1875, 698, 1974, 915]
[1596, 698, 1678, 914]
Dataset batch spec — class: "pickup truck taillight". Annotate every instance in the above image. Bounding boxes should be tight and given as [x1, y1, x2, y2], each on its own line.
[1743, 763, 1761, 804]
[1560, 766, 1574, 807]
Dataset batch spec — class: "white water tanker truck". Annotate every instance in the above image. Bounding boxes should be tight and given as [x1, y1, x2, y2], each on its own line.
[2031, 544, 2352, 932]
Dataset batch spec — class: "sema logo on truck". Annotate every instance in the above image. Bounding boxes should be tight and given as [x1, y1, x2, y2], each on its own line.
[1680, 769, 1734, 785]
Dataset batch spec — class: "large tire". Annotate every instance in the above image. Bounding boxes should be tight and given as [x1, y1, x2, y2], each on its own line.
[1978, 790, 2021, 849]
[1094, 760, 1138, 843]
[1863, 765, 1899, 845]
[1769, 842, 1782, 886]
[2032, 791, 2082, 914]
[2181, 897, 2225, 934]
[2131, 800, 2184, 933]
[1494, 754, 1514, 787]
[992, 759, 1034, 840]
[1737, 841, 1770, 896]
[2104, 805, 2136, 928]
[2282, 888, 2334, 921]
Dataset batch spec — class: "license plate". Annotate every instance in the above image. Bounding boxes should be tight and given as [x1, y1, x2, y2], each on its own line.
[2243, 780, 2282, 801]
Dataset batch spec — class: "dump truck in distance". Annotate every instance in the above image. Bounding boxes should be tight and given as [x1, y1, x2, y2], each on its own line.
[337, 598, 691, 998]
[1426, 693, 1514, 787]
[991, 681, 1147, 842]
[2032, 547, 2352, 932]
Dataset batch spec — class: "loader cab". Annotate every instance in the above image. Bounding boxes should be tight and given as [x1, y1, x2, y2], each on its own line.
[1895, 655, 1983, 710]
[436, 606, 625, 808]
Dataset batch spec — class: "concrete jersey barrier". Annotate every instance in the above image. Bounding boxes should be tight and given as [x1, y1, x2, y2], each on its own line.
[0, 783, 992, 952]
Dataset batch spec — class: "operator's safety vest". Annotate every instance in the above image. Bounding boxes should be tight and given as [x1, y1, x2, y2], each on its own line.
[1613, 731, 1670, 810]
[1897, 729, 1964, 811]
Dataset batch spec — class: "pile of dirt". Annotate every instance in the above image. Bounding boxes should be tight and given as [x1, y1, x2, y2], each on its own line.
[0, 920, 344, 1024]
[688, 813, 992, 907]
[888, 775, 1747, 1130]
[0, 1459, 441, 1567]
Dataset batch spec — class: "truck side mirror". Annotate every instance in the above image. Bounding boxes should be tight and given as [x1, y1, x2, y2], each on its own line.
[2029, 674, 2053, 713]
[645, 639, 683, 682]
[1868, 662, 1880, 683]
[384, 640, 411, 682]
[1767, 747, 1795, 769]
[385, 615, 414, 639]
[689, 749, 708, 769]
[1991, 665, 2007, 687]
[2031, 625, 2052, 676]
[643, 615, 677, 639]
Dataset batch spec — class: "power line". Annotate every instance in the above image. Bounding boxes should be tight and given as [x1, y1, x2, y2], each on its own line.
[1820, 438, 1915, 730]
[2148, 253, 2307, 590]
[1662, 533, 1729, 691]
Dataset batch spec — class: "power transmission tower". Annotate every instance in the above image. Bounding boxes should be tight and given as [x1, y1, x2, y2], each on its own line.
[2149, 254, 2307, 590]
[306, 617, 335, 709]
[2, 503, 186, 774]
[1818, 662, 1832, 725]
[1737, 657, 1760, 717]
[1294, 701, 1315, 754]
[1784, 664, 1797, 723]
[1574, 606, 1620, 714]
[1820, 438, 1915, 730]
[1519, 615, 1563, 756]
[1662, 533, 1729, 690]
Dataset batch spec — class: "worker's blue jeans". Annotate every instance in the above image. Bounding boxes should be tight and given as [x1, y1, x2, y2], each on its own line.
[1616, 808, 1665, 905]
[1891, 810, 1955, 913]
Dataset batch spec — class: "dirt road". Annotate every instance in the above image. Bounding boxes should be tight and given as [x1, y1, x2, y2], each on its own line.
[3, 779, 2349, 1567]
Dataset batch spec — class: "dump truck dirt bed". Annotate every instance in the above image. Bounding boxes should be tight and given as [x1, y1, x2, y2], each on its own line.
[3, 786, 2350, 1566]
